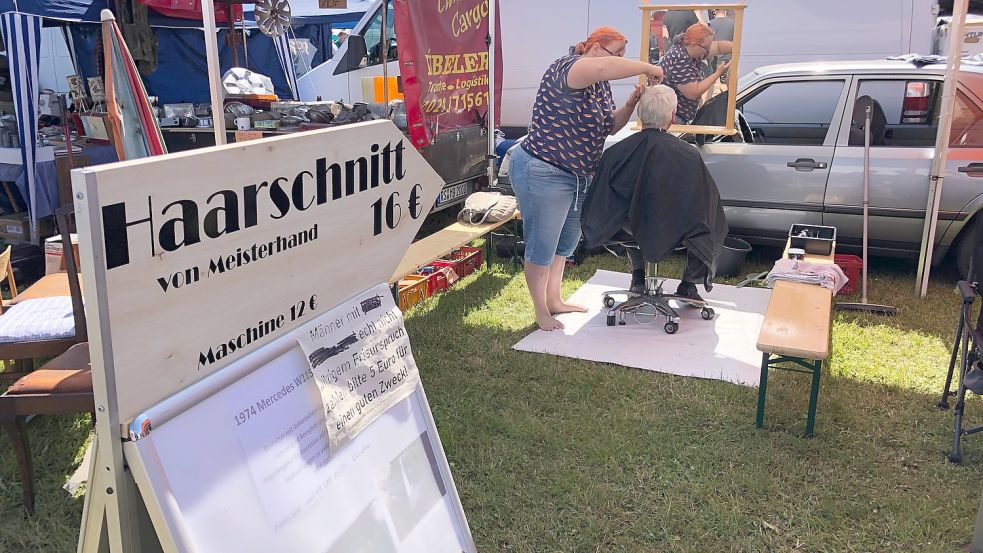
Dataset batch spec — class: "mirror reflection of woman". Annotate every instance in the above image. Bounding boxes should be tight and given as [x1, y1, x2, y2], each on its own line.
[509, 27, 664, 331]
[660, 23, 733, 124]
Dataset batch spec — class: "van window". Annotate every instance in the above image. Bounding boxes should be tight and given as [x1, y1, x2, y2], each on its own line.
[738, 81, 844, 146]
[851, 80, 942, 147]
[951, 90, 983, 148]
[362, 0, 397, 67]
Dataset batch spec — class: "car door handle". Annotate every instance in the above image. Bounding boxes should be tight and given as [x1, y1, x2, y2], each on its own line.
[786, 158, 827, 171]
[958, 163, 983, 175]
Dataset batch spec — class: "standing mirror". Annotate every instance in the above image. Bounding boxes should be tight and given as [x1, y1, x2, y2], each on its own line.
[638, 4, 745, 136]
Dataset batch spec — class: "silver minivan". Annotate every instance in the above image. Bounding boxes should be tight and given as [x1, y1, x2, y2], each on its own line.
[654, 60, 983, 275]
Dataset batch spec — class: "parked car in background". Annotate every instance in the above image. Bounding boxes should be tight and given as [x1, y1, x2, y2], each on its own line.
[612, 60, 983, 275]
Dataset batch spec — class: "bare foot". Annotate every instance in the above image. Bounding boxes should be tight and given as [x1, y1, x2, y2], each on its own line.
[548, 301, 588, 315]
[535, 312, 565, 331]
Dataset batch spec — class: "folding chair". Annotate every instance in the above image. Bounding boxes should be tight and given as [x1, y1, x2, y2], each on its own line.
[939, 280, 983, 464]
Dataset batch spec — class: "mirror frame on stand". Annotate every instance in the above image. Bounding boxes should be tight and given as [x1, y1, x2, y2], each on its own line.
[637, 3, 746, 136]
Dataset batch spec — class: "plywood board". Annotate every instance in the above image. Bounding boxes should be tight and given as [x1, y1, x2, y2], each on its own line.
[73, 120, 444, 423]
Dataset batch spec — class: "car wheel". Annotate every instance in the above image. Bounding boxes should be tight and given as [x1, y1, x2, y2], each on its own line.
[956, 217, 979, 280]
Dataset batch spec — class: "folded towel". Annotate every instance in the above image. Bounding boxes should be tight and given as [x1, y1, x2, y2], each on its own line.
[766, 258, 849, 294]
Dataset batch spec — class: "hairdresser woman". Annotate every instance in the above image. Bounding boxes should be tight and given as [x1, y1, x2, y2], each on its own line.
[510, 27, 664, 331]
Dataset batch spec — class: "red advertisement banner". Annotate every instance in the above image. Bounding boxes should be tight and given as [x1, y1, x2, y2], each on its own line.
[394, 0, 503, 149]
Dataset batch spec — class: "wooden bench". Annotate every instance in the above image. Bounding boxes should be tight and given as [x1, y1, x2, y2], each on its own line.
[389, 213, 520, 285]
[755, 241, 834, 437]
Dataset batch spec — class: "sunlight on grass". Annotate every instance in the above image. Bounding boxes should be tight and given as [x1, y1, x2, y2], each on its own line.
[2, 248, 982, 552]
[831, 320, 951, 394]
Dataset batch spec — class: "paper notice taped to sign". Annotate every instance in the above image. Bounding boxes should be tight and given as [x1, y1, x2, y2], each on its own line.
[297, 283, 420, 452]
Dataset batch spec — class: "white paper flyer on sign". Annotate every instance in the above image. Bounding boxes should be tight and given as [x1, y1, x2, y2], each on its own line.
[297, 284, 421, 452]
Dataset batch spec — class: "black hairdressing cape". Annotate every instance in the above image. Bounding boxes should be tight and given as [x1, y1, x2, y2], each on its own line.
[582, 128, 728, 279]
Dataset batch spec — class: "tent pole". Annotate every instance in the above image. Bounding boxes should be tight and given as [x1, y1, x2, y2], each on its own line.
[486, 0, 496, 189]
[381, 1, 389, 105]
[201, 0, 226, 146]
[915, 0, 967, 297]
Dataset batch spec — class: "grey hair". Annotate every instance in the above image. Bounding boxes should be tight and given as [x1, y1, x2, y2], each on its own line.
[637, 84, 677, 130]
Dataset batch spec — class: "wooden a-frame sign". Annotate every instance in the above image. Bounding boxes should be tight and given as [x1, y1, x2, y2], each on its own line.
[72, 121, 468, 552]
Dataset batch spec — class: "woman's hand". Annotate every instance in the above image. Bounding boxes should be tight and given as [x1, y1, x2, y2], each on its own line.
[645, 65, 664, 85]
[715, 61, 731, 77]
[628, 83, 645, 105]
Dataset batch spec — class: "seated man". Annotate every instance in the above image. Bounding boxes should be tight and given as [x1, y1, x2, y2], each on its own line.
[581, 84, 727, 301]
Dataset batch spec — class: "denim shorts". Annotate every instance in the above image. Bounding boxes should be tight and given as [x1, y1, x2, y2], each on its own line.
[509, 146, 590, 267]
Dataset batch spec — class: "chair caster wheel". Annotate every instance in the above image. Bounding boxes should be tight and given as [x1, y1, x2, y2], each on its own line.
[701, 307, 714, 320]
[606, 314, 615, 326]
[664, 322, 678, 334]
[603, 296, 616, 308]
[948, 452, 963, 464]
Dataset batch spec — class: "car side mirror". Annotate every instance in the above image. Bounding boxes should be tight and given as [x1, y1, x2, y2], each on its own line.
[341, 34, 367, 72]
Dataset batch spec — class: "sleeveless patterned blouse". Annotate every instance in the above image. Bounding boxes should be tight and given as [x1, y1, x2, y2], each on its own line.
[523, 54, 616, 177]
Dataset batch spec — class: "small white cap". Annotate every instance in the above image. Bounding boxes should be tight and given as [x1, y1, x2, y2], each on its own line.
[100, 9, 115, 22]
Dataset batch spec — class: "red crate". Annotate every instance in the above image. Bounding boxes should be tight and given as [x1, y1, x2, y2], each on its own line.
[419, 267, 449, 295]
[834, 254, 863, 295]
[430, 259, 463, 282]
[447, 246, 484, 278]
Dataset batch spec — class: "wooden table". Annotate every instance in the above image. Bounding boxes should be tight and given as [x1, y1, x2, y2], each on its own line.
[389, 214, 519, 285]
[6, 273, 80, 306]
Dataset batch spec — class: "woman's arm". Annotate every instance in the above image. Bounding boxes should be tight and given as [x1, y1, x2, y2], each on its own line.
[675, 61, 729, 100]
[611, 84, 644, 133]
[709, 40, 733, 58]
[567, 57, 663, 89]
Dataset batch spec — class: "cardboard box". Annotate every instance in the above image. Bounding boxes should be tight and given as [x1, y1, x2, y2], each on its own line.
[45, 233, 79, 274]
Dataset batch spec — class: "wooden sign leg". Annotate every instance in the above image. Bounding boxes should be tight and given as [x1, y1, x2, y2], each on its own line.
[77, 433, 149, 553]
[77, 439, 109, 553]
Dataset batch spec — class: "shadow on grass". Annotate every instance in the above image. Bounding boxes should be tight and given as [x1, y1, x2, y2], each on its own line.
[399, 259, 983, 552]
[0, 413, 91, 552]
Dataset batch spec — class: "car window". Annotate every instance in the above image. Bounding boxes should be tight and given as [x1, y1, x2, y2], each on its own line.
[362, 0, 397, 67]
[951, 90, 983, 148]
[852, 80, 941, 147]
[738, 81, 843, 146]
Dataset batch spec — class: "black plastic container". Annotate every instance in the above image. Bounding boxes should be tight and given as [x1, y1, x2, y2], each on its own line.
[789, 224, 836, 256]
[716, 236, 752, 277]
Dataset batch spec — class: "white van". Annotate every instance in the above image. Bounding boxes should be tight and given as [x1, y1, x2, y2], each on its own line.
[298, 0, 939, 133]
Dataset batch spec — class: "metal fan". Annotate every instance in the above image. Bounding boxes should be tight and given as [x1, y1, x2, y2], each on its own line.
[254, 0, 291, 37]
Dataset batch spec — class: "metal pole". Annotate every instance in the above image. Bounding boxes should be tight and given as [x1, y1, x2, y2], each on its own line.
[862, 105, 871, 305]
[486, 0, 497, 188]
[381, 2, 389, 106]
[915, 0, 967, 297]
[201, 0, 226, 146]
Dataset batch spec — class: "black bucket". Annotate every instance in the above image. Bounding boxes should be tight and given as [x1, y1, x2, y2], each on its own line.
[716, 236, 752, 278]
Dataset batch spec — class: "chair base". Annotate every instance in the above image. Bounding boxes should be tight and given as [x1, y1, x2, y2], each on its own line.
[602, 276, 714, 334]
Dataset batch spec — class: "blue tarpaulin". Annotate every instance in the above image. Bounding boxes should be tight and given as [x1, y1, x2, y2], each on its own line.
[0, 0, 363, 228]
[0, 0, 366, 26]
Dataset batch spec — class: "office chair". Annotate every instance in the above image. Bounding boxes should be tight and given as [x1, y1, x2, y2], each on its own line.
[600, 230, 715, 334]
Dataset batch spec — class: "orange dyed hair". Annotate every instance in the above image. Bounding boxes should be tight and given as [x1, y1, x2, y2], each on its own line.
[574, 26, 627, 55]
[682, 23, 714, 46]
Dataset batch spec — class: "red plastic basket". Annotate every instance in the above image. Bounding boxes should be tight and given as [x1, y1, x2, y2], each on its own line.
[447, 246, 485, 278]
[419, 267, 449, 296]
[834, 254, 863, 295]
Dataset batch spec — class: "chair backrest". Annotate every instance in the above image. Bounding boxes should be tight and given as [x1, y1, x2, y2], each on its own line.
[0, 245, 16, 314]
[849, 95, 888, 146]
[55, 205, 86, 343]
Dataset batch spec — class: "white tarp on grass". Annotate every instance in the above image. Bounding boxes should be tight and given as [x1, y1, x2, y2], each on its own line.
[513, 270, 772, 387]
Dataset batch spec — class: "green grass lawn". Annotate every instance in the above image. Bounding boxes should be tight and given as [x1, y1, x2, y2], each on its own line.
[2, 247, 982, 552]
